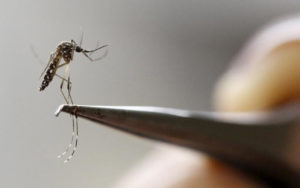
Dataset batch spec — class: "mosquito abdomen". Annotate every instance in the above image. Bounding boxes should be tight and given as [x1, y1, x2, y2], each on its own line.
[40, 58, 60, 91]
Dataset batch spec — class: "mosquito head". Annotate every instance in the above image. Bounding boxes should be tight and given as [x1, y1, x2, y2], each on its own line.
[75, 46, 83, 53]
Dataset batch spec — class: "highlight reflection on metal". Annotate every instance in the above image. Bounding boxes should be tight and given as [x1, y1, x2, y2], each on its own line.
[56, 104, 300, 187]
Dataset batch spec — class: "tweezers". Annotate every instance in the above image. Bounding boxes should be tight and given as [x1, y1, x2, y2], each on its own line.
[55, 103, 300, 187]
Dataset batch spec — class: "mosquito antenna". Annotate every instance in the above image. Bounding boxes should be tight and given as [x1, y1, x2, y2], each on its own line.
[83, 44, 108, 53]
[88, 41, 100, 56]
[79, 31, 84, 47]
[82, 48, 108, 62]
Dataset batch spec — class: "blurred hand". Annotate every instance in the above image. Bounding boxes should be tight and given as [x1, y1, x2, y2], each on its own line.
[113, 16, 300, 188]
[113, 145, 265, 188]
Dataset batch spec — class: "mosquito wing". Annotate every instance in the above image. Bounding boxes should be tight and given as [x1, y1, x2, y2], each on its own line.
[39, 53, 55, 79]
[30, 45, 55, 80]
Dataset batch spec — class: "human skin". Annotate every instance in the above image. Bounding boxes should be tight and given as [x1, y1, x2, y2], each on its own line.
[113, 16, 300, 188]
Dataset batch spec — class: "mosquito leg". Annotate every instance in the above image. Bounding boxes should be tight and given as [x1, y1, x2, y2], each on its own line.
[57, 75, 75, 160]
[67, 76, 74, 104]
[57, 116, 76, 159]
[64, 112, 79, 163]
[58, 62, 71, 104]
[60, 79, 69, 104]
[57, 62, 69, 69]
[55, 73, 70, 83]
[82, 52, 94, 62]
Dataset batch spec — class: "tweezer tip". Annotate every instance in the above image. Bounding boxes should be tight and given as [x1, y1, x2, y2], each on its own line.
[55, 104, 80, 117]
[55, 104, 66, 117]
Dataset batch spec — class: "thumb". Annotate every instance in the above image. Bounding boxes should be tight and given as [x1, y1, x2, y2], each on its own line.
[214, 15, 300, 112]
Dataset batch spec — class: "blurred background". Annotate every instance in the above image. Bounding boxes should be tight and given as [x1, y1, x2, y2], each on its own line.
[1, 0, 300, 187]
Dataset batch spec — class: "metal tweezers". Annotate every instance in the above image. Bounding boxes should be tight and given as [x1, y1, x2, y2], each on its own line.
[55, 103, 300, 187]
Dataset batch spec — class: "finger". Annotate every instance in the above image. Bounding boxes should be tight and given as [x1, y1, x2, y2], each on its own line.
[214, 16, 300, 112]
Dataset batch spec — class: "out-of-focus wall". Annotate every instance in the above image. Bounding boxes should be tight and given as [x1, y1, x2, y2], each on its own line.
[1, 0, 300, 187]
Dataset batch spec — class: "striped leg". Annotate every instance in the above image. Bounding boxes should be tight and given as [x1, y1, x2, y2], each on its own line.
[64, 116, 79, 163]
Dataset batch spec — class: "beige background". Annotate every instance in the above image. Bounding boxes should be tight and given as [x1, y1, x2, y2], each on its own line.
[1, 0, 300, 187]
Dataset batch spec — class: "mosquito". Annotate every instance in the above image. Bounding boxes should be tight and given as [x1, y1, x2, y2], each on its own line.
[37, 37, 108, 163]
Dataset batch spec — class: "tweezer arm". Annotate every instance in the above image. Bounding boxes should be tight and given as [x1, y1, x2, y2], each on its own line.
[56, 105, 300, 187]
